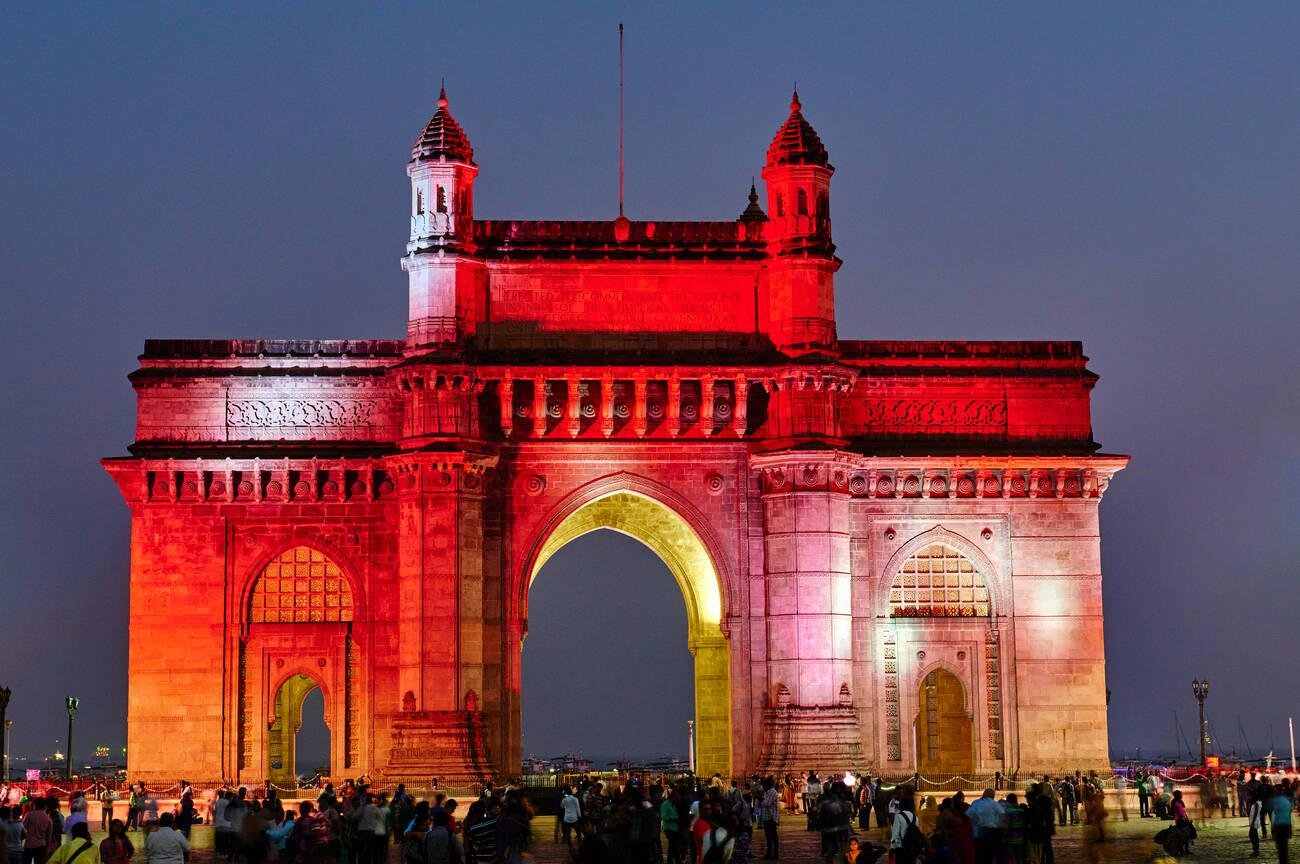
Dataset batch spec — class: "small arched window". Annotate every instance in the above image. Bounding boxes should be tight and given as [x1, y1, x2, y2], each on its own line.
[775, 193, 785, 218]
[415, 188, 425, 214]
[889, 543, 989, 618]
[250, 546, 354, 624]
[436, 185, 448, 213]
[797, 188, 809, 216]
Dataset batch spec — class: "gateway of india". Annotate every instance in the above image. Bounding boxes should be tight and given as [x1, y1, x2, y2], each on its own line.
[105, 87, 1126, 786]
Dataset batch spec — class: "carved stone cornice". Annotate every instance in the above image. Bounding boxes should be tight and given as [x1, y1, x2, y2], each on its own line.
[102, 456, 395, 505]
[751, 451, 1127, 500]
[385, 451, 499, 496]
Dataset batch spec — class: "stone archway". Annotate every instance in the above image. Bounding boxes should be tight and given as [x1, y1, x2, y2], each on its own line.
[267, 673, 326, 787]
[916, 668, 973, 777]
[522, 490, 731, 777]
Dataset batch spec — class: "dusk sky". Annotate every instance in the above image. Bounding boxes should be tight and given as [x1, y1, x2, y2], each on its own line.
[3, 4, 1297, 768]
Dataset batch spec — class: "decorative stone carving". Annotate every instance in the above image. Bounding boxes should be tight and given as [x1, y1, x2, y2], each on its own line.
[227, 399, 377, 427]
[859, 399, 1006, 431]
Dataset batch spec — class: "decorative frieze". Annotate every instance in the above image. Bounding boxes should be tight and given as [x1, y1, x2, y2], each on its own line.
[859, 398, 1007, 433]
[226, 398, 377, 428]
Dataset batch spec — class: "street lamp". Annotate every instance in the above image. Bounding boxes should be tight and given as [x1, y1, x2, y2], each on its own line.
[0, 687, 10, 780]
[3, 721, 10, 782]
[64, 696, 79, 781]
[1192, 679, 1210, 768]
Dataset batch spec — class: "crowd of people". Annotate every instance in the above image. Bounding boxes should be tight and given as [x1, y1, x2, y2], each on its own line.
[0, 766, 1295, 864]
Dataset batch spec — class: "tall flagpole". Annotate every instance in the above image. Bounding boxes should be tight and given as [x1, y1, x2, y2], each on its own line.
[1290, 716, 1296, 772]
[618, 23, 625, 217]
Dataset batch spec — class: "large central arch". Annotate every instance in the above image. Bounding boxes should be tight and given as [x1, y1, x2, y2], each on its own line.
[521, 488, 732, 777]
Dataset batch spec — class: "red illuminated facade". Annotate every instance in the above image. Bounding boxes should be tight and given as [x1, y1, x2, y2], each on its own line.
[105, 89, 1126, 784]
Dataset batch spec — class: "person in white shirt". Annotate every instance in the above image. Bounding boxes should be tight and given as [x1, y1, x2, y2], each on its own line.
[213, 791, 232, 858]
[559, 787, 582, 848]
[1249, 793, 1264, 857]
[144, 813, 189, 864]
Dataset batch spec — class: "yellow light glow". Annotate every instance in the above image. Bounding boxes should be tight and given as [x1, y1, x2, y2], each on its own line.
[528, 490, 731, 776]
[529, 491, 723, 636]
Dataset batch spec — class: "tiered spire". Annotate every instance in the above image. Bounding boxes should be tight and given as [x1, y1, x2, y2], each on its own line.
[411, 86, 475, 165]
[739, 179, 767, 221]
[765, 88, 830, 168]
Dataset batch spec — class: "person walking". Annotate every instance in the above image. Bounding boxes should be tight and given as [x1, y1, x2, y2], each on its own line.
[1269, 782, 1294, 864]
[889, 796, 923, 864]
[559, 787, 582, 849]
[758, 778, 779, 860]
[97, 790, 115, 834]
[1248, 790, 1263, 857]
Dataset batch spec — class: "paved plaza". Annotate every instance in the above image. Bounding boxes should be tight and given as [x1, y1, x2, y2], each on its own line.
[76, 810, 1277, 863]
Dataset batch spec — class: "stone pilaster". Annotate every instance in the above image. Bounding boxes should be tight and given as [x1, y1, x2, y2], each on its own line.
[754, 452, 863, 771]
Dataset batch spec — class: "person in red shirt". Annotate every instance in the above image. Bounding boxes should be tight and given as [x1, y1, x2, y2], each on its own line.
[692, 800, 716, 864]
[20, 800, 52, 864]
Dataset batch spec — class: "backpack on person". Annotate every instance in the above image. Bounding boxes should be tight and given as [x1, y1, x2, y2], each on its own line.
[900, 811, 925, 858]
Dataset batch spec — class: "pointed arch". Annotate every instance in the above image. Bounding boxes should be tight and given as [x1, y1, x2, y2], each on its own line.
[516, 471, 734, 777]
[517, 471, 736, 633]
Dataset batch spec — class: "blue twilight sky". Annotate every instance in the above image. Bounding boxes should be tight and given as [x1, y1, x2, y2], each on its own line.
[2, 3, 1298, 768]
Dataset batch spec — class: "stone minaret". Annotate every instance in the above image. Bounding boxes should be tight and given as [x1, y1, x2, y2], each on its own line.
[760, 90, 839, 354]
[403, 87, 486, 348]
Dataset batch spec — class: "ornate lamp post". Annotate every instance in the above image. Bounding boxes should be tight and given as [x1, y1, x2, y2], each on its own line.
[1192, 679, 1210, 768]
[64, 696, 79, 780]
[0, 687, 10, 780]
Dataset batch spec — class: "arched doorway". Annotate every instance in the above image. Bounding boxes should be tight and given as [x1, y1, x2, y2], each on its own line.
[916, 669, 973, 777]
[523, 529, 692, 763]
[523, 490, 731, 776]
[267, 673, 328, 787]
[241, 545, 359, 785]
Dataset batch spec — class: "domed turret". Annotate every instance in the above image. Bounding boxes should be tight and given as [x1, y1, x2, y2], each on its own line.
[765, 90, 831, 169]
[760, 89, 834, 249]
[403, 85, 485, 349]
[758, 90, 838, 354]
[411, 86, 475, 165]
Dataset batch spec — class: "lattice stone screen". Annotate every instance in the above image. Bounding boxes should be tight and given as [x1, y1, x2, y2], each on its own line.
[250, 546, 354, 623]
[889, 543, 990, 618]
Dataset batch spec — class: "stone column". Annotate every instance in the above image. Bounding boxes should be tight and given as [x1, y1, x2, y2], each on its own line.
[391, 454, 497, 782]
[755, 453, 861, 771]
